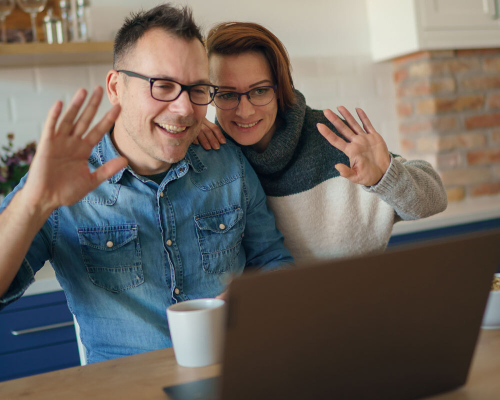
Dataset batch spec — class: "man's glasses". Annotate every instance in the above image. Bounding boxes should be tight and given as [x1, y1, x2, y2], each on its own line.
[117, 70, 219, 106]
[213, 85, 277, 110]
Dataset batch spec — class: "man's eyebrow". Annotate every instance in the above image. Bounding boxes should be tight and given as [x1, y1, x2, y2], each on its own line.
[218, 79, 273, 91]
[154, 75, 212, 85]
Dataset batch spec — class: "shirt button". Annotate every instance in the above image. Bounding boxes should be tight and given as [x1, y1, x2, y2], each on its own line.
[106, 241, 113, 248]
[174, 288, 180, 295]
[179, 167, 185, 173]
[166, 239, 173, 246]
[241, 233, 244, 238]
[219, 224, 226, 230]
[160, 192, 164, 197]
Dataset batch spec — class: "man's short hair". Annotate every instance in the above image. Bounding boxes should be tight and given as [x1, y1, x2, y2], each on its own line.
[113, 4, 203, 69]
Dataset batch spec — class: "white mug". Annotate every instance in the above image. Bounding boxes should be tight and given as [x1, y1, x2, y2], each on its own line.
[166, 298, 227, 367]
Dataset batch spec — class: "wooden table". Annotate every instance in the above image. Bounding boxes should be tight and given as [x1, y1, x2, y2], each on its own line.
[1, 330, 499, 400]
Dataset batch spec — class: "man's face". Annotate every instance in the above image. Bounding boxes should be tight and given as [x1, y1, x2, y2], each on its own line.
[109, 28, 209, 174]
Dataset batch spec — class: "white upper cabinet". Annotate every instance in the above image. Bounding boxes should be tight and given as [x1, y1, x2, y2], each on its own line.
[367, 0, 500, 61]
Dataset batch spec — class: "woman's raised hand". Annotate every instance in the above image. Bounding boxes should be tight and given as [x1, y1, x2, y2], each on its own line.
[22, 87, 128, 213]
[193, 117, 226, 150]
[317, 107, 391, 187]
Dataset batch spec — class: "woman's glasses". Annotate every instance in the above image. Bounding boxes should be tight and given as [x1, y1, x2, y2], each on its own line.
[213, 85, 277, 110]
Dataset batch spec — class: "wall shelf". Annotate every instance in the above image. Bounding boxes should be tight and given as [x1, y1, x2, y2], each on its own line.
[0, 41, 114, 68]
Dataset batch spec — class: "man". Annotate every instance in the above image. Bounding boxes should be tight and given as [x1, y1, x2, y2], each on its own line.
[0, 5, 292, 364]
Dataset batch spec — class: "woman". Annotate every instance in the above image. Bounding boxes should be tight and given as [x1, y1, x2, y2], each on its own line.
[196, 22, 447, 261]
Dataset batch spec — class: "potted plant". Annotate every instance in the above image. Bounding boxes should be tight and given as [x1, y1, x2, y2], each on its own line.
[0, 133, 37, 203]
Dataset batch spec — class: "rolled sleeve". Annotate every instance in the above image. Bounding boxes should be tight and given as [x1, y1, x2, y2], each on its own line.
[0, 258, 35, 310]
[0, 174, 53, 310]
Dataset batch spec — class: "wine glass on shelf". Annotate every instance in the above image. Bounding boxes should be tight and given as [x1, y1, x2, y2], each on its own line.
[16, 0, 47, 43]
[0, 0, 15, 43]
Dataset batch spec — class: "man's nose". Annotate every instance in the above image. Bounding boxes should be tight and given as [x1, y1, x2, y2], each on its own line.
[235, 95, 255, 119]
[168, 90, 195, 117]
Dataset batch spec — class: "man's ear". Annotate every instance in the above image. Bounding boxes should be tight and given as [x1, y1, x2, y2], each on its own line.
[106, 70, 120, 105]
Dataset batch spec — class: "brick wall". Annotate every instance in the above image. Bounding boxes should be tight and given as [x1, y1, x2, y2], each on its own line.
[394, 49, 500, 202]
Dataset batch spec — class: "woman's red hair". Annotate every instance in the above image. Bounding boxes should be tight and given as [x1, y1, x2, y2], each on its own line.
[206, 22, 296, 113]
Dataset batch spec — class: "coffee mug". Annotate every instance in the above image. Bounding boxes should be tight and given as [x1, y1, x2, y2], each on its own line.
[167, 298, 227, 367]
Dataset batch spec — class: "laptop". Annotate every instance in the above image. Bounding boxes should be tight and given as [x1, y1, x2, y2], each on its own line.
[164, 230, 500, 400]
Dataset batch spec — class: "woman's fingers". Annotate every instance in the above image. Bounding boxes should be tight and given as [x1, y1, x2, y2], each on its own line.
[197, 129, 212, 150]
[336, 106, 366, 135]
[317, 123, 348, 153]
[73, 87, 104, 137]
[355, 108, 377, 134]
[323, 109, 356, 141]
[335, 163, 356, 180]
[204, 118, 226, 145]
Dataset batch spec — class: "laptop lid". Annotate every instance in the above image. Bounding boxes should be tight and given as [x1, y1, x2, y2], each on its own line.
[218, 230, 500, 400]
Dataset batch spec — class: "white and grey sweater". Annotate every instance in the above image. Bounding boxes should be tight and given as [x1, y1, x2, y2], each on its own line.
[218, 91, 448, 262]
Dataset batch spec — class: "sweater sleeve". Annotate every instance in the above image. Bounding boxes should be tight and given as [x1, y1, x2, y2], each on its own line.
[362, 154, 448, 222]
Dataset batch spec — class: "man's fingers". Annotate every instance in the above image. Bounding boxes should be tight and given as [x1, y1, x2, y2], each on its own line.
[192, 137, 200, 145]
[85, 105, 121, 146]
[57, 88, 88, 136]
[92, 156, 128, 186]
[41, 100, 63, 140]
[317, 123, 347, 153]
[355, 108, 376, 134]
[74, 87, 104, 137]
[336, 106, 366, 135]
[323, 109, 356, 141]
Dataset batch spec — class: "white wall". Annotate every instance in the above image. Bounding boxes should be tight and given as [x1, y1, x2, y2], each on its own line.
[0, 0, 400, 154]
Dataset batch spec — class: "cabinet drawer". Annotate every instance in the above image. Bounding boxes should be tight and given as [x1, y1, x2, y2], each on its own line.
[0, 341, 80, 382]
[0, 303, 75, 354]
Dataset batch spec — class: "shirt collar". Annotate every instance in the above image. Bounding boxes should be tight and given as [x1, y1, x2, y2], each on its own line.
[93, 132, 206, 184]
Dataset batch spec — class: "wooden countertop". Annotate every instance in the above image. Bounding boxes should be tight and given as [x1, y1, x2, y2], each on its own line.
[0, 329, 499, 400]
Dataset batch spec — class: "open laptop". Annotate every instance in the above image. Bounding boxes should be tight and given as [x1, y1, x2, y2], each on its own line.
[164, 230, 500, 400]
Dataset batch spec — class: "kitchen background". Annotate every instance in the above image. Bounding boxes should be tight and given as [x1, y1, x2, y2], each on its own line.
[1, 0, 500, 382]
[0, 0, 400, 164]
[1, 0, 500, 208]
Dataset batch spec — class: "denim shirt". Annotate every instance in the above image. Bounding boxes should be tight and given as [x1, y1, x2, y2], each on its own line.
[0, 133, 293, 364]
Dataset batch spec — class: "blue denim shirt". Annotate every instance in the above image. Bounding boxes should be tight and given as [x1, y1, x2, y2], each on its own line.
[0, 133, 293, 363]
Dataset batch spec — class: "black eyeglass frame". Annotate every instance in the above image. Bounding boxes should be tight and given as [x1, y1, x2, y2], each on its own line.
[117, 70, 219, 105]
[213, 85, 278, 110]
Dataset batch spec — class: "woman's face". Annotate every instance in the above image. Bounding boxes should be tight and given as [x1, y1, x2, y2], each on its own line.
[209, 52, 279, 152]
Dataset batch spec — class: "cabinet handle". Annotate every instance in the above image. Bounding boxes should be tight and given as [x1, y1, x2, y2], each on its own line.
[494, 0, 499, 19]
[11, 321, 74, 336]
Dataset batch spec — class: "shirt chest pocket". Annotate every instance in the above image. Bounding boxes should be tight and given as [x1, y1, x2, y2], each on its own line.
[78, 225, 144, 293]
[195, 207, 244, 274]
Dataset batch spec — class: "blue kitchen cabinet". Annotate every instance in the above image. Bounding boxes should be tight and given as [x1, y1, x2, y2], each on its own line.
[388, 217, 500, 272]
[0, 290, 80, 382]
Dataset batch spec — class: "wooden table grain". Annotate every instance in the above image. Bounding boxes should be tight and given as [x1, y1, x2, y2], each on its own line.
[0, 330, 498, 400]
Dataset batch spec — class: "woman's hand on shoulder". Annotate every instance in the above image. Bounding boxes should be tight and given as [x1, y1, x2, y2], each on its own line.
[317, 107, 391, 187]
[193, 117, 226, 150]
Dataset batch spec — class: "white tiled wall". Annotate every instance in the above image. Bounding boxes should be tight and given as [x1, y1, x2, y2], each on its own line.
[0, 57, 400, 154]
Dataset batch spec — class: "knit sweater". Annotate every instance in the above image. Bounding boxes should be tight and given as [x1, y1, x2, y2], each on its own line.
[217, 90, 448, 261]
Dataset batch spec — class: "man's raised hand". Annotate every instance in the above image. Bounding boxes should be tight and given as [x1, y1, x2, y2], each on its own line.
[21, 87, 128, 214]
